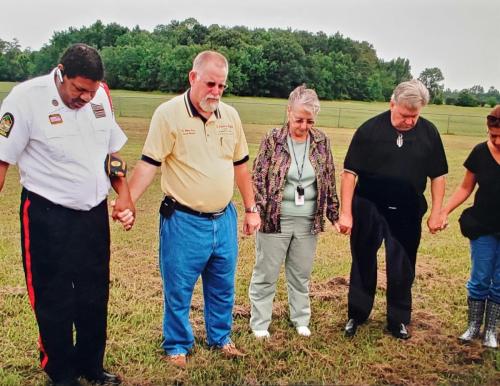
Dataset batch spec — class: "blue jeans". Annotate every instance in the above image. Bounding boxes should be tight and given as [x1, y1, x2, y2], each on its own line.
[467, 235, 500, 303]
[158, 203, 238, 355]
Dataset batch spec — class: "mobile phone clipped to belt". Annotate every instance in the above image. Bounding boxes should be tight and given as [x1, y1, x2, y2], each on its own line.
[159, 196, 176, 218]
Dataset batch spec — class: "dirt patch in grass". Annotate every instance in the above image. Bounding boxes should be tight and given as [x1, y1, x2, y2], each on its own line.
[367, 309, 487, 385]
[0, 286, 26, 296]
[310, 276, 349, 301]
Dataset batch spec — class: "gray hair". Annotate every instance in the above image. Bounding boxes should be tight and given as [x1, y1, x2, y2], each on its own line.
[288, 84, 321, 116]
[391, 79, 430, 108]
[192, 50, 228, 73]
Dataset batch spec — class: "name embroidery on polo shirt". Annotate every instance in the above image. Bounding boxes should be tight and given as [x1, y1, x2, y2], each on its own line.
[0, 112, 14, 138]
[180, 128, 196, 135]
[216, 124, 234, 136]
[91, 103, 106, 118]
[49, 114, 63, 125]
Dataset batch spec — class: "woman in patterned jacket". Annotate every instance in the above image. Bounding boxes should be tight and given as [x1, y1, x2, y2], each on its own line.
[249, 85, 339, 338]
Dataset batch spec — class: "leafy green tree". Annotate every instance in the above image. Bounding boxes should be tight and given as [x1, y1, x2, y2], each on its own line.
[154, 19, 208, 46]
[207, 28, 248, 49]
[456, 89, 479, 107]
[262, 36, 306, 97]
[445, 97, 457, 105]
[0, 38, 32, 81]
[13, 18, 498, 105]
[418, 67, 444, 103]
[486, 97, 497, 108]
[223, 45, 269, 96]
[378, 57, 412, 99]
[157, 45, 200, 92]
[101, 42, 165, 90]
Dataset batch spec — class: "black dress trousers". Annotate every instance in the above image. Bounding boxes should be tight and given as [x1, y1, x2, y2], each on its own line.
[20, 189, 110, 382]
[347, 194, 422, 327]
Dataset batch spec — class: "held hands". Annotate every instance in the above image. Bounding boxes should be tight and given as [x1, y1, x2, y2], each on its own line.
[335, 212, 353, 235]
[243, 212, 261, 236]
[427, 211, 448, 234]
[111, 197, 136, 231]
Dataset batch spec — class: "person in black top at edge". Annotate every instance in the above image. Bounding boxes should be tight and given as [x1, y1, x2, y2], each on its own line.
[337, 79, 448, 339]
[439, 105, 500, 349]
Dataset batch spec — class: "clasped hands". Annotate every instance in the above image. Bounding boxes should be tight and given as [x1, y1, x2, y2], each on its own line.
[333, 211, 449, 236]
[111, 196, 135, 231]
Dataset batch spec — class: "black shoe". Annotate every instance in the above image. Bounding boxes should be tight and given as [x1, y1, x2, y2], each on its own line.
[81, 371, 121, 385]
[47, 378, 83, 386]
[388, 323, 411, 340]
[344, 318, 359, 337]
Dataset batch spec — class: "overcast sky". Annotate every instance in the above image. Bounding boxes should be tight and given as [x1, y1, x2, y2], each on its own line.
[2, 0, 498, 91]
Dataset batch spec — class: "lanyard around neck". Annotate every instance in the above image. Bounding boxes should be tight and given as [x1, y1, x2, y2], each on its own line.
[289, 135, 308, 186]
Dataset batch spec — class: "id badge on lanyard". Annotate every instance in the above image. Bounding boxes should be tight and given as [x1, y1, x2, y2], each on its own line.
[295, 185, 305, 206]
[290, 135, 308, 207]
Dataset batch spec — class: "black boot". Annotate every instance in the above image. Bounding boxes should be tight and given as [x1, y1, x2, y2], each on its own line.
[47, 378, 82, 386]
[459, 298, 485, 342]
[483, 300, 499, 349]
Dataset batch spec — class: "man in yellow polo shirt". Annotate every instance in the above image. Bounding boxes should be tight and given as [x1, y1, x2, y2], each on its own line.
[126, 51, 260, 368]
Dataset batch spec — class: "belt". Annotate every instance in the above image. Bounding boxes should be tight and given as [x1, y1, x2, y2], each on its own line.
[165, 197, 227, 219]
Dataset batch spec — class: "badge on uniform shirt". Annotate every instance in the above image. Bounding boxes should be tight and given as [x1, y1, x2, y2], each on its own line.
[0, 112, 14, 138]
[91, 103, 106, 118]
[49, 114, 63, 125]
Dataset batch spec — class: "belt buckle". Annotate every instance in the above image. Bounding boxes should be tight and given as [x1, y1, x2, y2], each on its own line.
[211, 210, 225, 219]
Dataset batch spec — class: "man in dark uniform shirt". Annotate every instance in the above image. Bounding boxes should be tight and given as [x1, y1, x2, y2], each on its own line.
[337, 79, 448, 339]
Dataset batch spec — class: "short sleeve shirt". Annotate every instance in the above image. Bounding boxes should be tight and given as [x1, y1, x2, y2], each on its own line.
[0, 69, 127, 210]
[141, 91, 249, 212]
[464, 142, 500, 232]
[344, 110, 448, 209]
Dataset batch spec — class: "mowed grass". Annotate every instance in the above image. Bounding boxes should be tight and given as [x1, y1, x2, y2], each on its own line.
[110, 92, 490, 137]
[0, 82, 492, 136]
[0, 92, 499, 384]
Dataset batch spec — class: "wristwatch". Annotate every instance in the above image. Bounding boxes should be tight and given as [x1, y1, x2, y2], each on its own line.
[245, 205, 259, 213]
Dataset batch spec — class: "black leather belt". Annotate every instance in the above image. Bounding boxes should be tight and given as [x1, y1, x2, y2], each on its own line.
[164, 197, 226, 219]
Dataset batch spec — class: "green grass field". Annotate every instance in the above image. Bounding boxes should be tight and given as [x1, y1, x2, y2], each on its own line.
[0, 82, 492, 136]
[109, 92, 490, 136]
[0, 87, 499, 385]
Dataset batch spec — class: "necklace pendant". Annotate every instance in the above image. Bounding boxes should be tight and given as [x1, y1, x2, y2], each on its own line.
[396, 133, 403, 148]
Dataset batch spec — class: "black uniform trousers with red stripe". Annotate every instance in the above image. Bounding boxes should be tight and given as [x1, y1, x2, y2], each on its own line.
[20, 189, 110, 383]
[347, 194, 422, 328]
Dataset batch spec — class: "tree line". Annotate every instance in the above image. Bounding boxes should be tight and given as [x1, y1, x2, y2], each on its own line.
[1, 19, 499, 105]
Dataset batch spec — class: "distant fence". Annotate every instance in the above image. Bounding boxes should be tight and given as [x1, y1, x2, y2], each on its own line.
[0, 92, 486, 136]
[111, 96, 488, 136]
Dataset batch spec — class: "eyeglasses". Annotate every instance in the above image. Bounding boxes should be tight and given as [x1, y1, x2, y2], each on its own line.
[204, 81, 228, 91]
[289, 112, 315, 126]
[487, 115, 500, 127]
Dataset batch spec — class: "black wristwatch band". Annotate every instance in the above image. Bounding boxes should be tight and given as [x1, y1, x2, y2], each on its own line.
[245, 205, 258, 213]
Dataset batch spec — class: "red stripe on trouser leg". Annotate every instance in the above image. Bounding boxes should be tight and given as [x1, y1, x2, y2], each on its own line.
[22, 198, 49, 369]
[22, 199, 35, 309]
[38, 336, 48, 369]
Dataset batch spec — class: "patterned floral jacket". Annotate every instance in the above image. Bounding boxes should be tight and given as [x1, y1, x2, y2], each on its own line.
[253, 125, 339, 234]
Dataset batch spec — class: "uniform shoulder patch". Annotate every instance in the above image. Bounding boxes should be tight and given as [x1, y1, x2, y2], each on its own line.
[0, 112, 14, 138]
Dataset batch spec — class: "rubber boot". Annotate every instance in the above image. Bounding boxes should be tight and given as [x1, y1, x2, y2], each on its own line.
[482, 300, 499, 349]
[459, 298, 485, 342]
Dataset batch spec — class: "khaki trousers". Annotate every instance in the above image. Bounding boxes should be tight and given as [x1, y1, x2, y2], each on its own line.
[249, 215, 318, 330]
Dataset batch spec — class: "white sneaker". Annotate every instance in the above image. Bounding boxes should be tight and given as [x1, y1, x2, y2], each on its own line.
[252, 329, 270, 339]
[296, 326, 311, 337]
